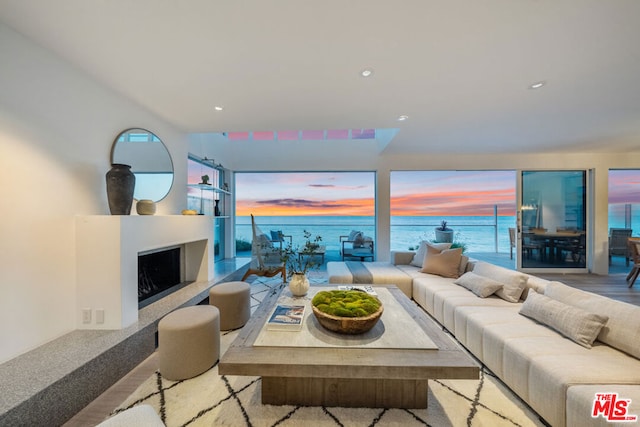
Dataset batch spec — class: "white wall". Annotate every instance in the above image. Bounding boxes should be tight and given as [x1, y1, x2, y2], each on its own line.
[0, 24, 188, 363]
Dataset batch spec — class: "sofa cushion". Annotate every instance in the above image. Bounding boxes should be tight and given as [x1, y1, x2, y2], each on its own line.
[421, 245, 463, 278]
[472, 261, 528, 302]
[410, 241, 451, 267]
[410, 274, 460, 314]
[544, 281, 640, 359]
[454, 272, 503, 297]
[527, 346, 640, 427]
[519, 291, 608, 349]
[567, 385, 640, 427]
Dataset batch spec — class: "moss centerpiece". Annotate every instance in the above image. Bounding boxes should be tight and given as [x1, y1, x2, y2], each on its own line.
[311, 290, 383, 334]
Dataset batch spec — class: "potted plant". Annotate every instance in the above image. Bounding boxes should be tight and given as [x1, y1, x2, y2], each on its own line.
[281, 230, 323, 296]
[435, 220, 454, 243]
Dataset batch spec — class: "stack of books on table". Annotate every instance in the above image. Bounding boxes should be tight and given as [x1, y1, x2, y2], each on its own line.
[266, 304, 306, 331]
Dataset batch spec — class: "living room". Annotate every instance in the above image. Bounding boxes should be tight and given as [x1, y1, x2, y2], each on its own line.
[2, 2, 640, 426]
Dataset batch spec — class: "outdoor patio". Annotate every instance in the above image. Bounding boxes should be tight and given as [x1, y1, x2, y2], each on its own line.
[237, 248, 633, 275]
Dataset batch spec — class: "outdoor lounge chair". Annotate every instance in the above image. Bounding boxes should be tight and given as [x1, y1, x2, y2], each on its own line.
[340, 230, 374, 261]
[242, 215, 286, 281]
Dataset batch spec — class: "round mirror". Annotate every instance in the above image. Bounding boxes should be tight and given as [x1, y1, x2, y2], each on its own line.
[110, 128, 174, 202]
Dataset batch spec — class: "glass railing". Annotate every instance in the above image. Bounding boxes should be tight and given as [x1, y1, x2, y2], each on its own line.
[235, 214, 516, 255]
[609, 203, 640, 234]
[390, 216, 515, 253]
[235, 216, 375, 254]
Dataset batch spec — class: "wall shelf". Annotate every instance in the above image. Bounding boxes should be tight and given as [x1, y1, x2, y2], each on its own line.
[187, 183, 231, 195]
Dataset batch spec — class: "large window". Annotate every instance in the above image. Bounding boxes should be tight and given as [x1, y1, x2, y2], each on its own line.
[609, 169, 640, 233]
[390, 171, 516, 253]
[187, 156, 225, 260]
[235, 172, 376, 255]
[520, 170, 587, 270]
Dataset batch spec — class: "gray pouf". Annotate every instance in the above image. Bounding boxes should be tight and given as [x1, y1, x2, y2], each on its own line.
[158, 305, 220, 381]
[209, 281, 251, 330]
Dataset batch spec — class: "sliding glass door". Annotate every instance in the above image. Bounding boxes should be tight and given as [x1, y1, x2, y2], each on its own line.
[517, 170, 588, 272]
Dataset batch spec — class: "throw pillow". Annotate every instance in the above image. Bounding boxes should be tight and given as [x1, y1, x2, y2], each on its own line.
[348, 230, 364, 248]
[458, 255, 470, 277]
[519, 290, 609, 349]
[421, 246, 463, 278]
[454, 272, 504, 298]
[472, 261, 528, 303]
[410, 241, 452, 267]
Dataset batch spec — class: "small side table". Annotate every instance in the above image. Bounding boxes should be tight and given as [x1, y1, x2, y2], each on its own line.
[298, 245, 326, 264]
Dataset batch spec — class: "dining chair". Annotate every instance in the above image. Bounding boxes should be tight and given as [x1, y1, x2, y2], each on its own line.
[609, 228, 632, 266]
[626, 237, 640, 288]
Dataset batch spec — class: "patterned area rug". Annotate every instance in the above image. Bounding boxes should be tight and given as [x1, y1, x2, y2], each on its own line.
[112, 277, 545, 427]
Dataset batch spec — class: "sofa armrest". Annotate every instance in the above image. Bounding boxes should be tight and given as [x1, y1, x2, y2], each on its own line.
[391, 251, 415, 265]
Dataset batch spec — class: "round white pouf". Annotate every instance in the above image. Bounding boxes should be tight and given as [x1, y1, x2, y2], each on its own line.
[158, 305, 220, 381]
[209, 281, 251, 330]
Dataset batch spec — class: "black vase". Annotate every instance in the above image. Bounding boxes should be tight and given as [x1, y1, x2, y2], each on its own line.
[106, 163, 136, 215]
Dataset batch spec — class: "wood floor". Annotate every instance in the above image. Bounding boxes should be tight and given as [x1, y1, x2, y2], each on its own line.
[535, 272, 640, 306]
[63, 261, 639, 426]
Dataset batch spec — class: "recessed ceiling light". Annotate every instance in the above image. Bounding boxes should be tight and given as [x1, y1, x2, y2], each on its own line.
[528, 81, 546, 90]
[214, 106, 224, 111]
[397, 115, 409, 121]
[360, 68, 374, 77]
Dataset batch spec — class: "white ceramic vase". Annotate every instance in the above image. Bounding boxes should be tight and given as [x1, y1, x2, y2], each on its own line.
[289, 273, 310, 296]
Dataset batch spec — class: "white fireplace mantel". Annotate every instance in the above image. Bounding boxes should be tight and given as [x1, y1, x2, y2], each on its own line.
[76, 215, 214, 329]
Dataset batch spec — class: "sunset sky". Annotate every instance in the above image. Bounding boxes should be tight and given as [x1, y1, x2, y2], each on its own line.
[609, 170, 640, 204]
[235, 172, 375, 216]
[390, 171, 516, 216]
[231, 169, 640, 217]
[235, 171, 517, 217]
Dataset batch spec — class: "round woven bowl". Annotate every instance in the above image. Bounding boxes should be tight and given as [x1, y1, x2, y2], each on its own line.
[311, 303, 383, 335]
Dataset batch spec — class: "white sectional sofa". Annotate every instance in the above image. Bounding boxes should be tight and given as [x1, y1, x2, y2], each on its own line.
[327, 248, 640, 427]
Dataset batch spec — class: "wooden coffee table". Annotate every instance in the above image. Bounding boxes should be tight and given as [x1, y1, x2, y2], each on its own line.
[219, 285, 479, 409]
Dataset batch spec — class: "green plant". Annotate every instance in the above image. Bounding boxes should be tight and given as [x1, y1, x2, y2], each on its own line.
[281, 230, 323, 278]
[415, 232, 467, 253]
[436, 220, 451, 231]
[449, 240, 468, 253]
[235, 238, 252, 252]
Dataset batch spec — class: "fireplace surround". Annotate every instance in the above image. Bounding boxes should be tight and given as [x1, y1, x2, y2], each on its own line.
[76, 215, 214, 329]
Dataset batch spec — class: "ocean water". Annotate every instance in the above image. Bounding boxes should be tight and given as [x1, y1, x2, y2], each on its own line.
[236, 215, 517, 253]
[236, 206, 640, 255]
[608, 204, 640, 233]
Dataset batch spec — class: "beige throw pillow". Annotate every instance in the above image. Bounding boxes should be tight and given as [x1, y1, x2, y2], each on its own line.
[410, 241, 451, 267]
[519, 291, 609, 348]
[472, 261, 528, 303]
[421, 245, 463, 278]
[454, 272, 504, 298]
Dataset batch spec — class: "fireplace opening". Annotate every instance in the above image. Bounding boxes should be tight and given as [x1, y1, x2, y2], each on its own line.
[138, 247, 182, 308]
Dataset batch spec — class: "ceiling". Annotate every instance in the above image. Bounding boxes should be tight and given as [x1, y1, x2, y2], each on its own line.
[1, 0, 640, 154]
